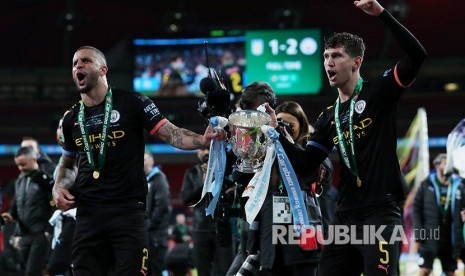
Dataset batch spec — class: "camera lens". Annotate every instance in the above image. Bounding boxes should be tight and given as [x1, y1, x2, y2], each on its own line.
[278, 120, 293, 136]
[201, 155, 209, 163]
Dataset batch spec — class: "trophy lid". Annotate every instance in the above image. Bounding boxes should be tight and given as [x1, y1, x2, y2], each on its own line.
[228, 110, 270, 128]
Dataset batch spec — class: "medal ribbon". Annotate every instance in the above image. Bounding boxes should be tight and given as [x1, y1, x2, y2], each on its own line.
[78, 89, 113, 176]
[334, 77, 363, 179]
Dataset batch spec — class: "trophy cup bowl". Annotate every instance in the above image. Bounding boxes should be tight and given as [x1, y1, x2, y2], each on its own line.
[228, 110, 271, 173]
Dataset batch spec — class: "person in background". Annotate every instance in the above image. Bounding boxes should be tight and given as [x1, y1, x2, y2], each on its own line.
[276, 101, 334, 235]
[413, 153, 465, 276]
[53, 45, 224, 276]
[158, 53, 189, 97]
[188, 64, 209, 93]
[224, 82, 278, 276]
[21, 136, 56, 176]
[171, 213, 191, 246]
[48, 116, 77, 276]
[181, 148, 234, 276]
[220, 50, 244, 100]
[162, 54, 186, 85]
[274, 0, 426, 274]
[1, 147, 54, 276]
[144, 150, 171, 276]
[443, 118, 465, 269]
[247, 98, 332, 276]
[166, 213, 195, 276]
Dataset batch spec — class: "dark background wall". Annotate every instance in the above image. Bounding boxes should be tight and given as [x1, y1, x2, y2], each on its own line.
[1, 0, 464, 66]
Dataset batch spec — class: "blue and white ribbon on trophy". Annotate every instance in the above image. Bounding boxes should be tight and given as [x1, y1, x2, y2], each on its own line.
[274, 129, 310, 234]
[243, 125, 275, 225]
[243, 126, 310, 233]
[192, 116, 228, 217]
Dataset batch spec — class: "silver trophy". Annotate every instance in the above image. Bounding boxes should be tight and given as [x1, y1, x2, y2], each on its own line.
[228, 110, 271, 173]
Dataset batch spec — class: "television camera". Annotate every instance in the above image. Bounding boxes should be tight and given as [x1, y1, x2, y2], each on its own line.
[196, 41, 246, 246]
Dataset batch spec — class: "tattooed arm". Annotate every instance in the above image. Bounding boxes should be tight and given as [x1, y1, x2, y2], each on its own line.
[156, 121, 223, 150]
[53, 154, 77, 211]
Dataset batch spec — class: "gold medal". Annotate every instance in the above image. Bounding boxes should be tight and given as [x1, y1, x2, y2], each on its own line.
[356, 176, 362, 187]
[93, 171, 100, 179]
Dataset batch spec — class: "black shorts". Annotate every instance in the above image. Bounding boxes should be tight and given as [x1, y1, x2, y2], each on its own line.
[72, 204, 149, 276]
[318, 203, 402, 276]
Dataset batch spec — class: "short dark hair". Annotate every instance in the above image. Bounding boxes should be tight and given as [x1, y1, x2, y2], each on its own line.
[76, 45, 107, 66]
[239, 81, 278, 110]
[15, 146, 37, 159]
[324, 32, 365, 58]
[433, 153, 447, 165]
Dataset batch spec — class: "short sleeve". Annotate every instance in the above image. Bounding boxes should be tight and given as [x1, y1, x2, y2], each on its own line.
[61, 109, 78, 155]
[134, 93, 168, 136]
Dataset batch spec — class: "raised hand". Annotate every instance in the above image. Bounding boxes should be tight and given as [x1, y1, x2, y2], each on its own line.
[264, 103, 278, 128]
[354, 0, 384, 16]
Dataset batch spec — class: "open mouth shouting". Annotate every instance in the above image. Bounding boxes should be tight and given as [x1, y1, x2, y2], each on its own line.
[327, 70, 336, 82]
[76, 72, 87, 87]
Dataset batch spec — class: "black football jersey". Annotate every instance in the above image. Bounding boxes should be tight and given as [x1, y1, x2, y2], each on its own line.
[62, 89, 167, 208]
[309, 66, 406, 211]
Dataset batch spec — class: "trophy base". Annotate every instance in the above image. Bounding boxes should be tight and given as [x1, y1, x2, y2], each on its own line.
[235, 159, 263, 173]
